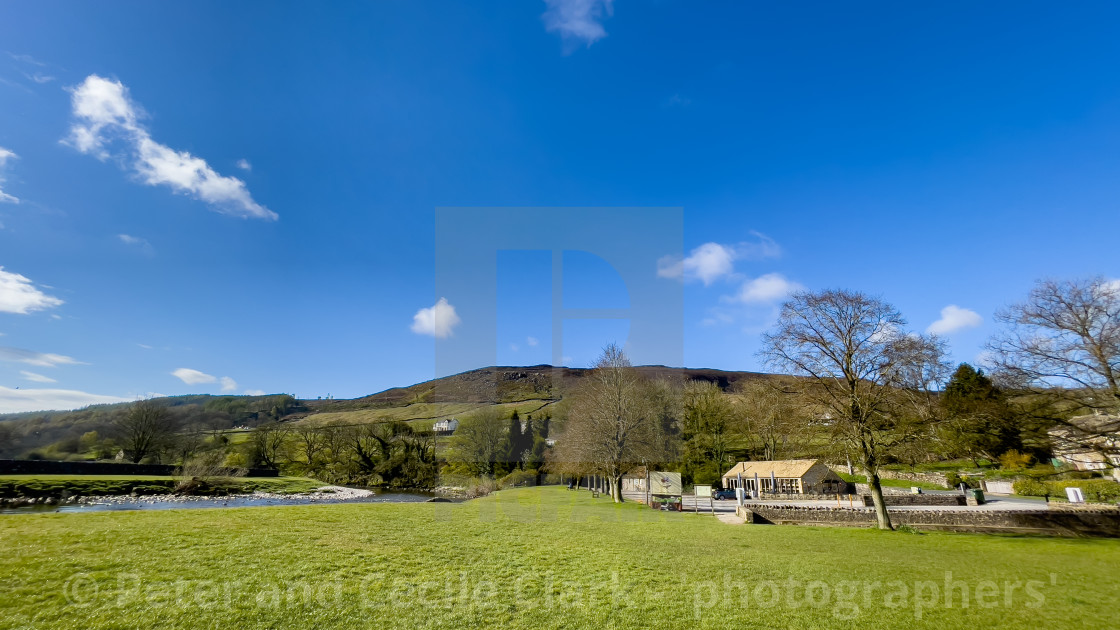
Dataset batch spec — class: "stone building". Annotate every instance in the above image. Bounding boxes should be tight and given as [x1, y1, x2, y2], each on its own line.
[722, 459, 846, 495]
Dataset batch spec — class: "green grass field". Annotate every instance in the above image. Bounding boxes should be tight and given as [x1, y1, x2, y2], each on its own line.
[295, 399, 556, 428]
[0, 475, 325, 499]
[1, 486, 1117, 629]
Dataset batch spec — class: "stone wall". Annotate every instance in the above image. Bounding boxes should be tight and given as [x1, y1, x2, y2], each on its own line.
[0, 459, 278, 478]
[735, 504, 1120, 537]
[860, 494, 965, 507]
[828, 464, 949, 487]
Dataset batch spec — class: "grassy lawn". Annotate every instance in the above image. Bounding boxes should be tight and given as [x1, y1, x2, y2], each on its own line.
[0, 475, 325, 498]
[836, 473, 947, 491]
[1, 487, 1117, 629]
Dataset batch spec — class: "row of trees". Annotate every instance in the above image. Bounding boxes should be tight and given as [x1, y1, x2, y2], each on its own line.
[544, 277, 1119, 531]
[444, 410, 551, 477]
[0, 394, 300, 461]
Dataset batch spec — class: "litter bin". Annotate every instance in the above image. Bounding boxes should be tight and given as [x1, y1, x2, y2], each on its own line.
[966, 489, 985, 506]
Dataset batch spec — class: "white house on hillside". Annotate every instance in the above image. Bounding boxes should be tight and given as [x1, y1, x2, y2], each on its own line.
[433, 418, 459, 435]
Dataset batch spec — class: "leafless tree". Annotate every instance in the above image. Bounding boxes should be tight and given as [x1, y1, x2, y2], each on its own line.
[988, 277, 1120, 466]
[293, 425, 326, 473]
[550, 344, 664, 503]
[115, 400, 175, 463]
[737, 379, 813, 462]
[761, 289, 949, 530]
[250, 423, 290, 469]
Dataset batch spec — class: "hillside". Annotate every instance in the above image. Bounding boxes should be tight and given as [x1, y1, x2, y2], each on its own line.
[0, 365, 775, 458]
[309, 364, 772, 409]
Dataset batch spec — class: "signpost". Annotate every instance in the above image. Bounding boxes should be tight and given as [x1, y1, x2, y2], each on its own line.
[694, 484, 715, 515]
[649, 472, 683, 511]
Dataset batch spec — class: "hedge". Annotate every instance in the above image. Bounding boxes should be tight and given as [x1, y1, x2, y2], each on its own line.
[1013, 478, 1120, 502]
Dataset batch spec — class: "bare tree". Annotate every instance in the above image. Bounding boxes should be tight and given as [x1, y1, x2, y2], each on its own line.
[737, 379, 812, 462]
[293, 425, 326, 473]
[761, 289, 949, 530]
[115, 400, 175, 463]
[550, 344, 664, 503]
[250, 423, 289, 469]
[988, 277, 1120, 466]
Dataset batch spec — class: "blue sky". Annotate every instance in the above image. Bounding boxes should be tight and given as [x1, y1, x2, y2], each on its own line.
[0, 1, 1117, 412]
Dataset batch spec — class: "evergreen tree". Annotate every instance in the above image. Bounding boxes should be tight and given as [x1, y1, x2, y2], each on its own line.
[939, 363, 1021, 463]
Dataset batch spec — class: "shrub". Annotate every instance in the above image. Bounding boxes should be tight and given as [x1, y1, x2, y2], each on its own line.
[499, 469, 538, 489]
[464, 477, 498, 498]
[1013, 478, 1120, 503]
[1012, 478, 1049, 497]
[999, 450, 1033, 470]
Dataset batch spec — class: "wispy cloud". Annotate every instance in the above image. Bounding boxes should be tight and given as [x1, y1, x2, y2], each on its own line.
[64, 75, 277, 220]
[244, 389, 266, 396]
[171, 368, 217, 386]
[0, 346, 84, 368]
[542, 0, 614, 48]
[236, 159, 251, 171]
[411, 297, 461, 339]
[7, 52, 46, 67]
[0, 385, 131, 414]
[118, 233, 154, 255]
[0, 147, 20, 204]
[0, 267, 63, 314]
[927, 305, 982, 335]
[20, 370, 57, 383]
[220, 376, 238, 393]
[657, 233, 783, 285]
[527, 336, 539, 347]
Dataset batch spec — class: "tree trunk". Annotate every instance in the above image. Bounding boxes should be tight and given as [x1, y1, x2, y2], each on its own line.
[611, 475, 624, 503]
[867, 470, 893, 530]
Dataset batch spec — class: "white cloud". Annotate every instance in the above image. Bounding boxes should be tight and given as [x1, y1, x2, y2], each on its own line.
[244, 389, 266, 396]
[657, 233, 783, 285]
[927, 305, 983, 335]
[410, 297, 461, 339]
[542, 0, 614, 48]
[0, 267, 63, 314]
[0, 146, 20, 203]
[510, 343, 520, 352]
[65, 75, 276, 220]
[527, 336, 539, 347]
[20, 370, 57, 383]
[0, 346, 82, 367]
[0, 385, 131, 414]
[1098, 278, 1120, 295]
[726, 273, 804, 304]
[26, 73, 55, 84]
[171, 367, 217, 386]
[236, 159, 251, 171]
[220, 376, 238, 393]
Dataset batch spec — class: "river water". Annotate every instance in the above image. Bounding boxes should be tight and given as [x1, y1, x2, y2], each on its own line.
[1, 490, 436, 515]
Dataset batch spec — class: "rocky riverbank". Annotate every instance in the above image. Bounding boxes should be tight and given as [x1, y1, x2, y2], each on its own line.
[0, 485, 374, 509]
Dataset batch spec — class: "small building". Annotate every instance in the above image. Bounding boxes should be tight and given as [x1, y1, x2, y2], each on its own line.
[722, 459, 846, 495]
[432, 418, 459, 435]
[1050, 414, 1120, 481]
[621, 467, 648, 493]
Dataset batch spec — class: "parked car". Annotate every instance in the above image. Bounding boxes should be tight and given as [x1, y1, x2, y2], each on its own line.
[712, 489, 736, 500]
